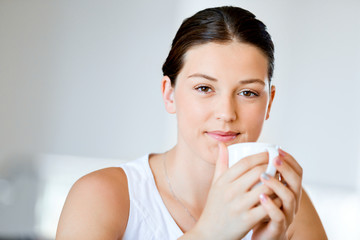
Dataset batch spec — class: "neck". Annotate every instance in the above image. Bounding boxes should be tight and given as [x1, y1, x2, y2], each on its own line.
[165, 143, 216, 214]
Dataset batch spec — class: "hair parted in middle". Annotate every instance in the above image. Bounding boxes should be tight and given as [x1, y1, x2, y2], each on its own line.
[162, 6, 275, 86]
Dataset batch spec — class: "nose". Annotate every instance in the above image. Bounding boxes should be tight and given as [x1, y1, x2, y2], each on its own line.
[215, 94, 237, 122]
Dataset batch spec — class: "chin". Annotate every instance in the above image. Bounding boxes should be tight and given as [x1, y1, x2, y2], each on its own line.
[201, 145, 219, 164]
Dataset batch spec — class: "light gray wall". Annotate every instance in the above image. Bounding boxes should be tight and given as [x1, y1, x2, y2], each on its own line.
[1, 0, 359, 193]
[0, 0, 178, 161]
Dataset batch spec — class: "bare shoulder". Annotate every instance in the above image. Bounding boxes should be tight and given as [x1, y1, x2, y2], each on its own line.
[287, 187, 327, 240]
[56, 167, 129, 240]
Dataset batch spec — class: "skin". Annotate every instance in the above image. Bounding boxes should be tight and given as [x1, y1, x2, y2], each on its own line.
[56, 41, 327, 239]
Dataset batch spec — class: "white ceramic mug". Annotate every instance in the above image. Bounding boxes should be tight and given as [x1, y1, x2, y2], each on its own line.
[227, 142, 279, 177]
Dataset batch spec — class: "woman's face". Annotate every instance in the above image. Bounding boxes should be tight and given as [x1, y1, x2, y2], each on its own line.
[162, 41, 275, 162]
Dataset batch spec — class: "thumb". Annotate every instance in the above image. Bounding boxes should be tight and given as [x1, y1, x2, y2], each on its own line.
[212, 142, 229, 184]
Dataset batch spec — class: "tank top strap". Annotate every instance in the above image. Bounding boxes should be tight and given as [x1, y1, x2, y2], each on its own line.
[120, 154, 183, 240]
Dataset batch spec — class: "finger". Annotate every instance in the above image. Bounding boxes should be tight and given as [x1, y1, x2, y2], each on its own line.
[273, 157, 302, 210]
[273, 197, 282, 208]
[224, 151, 269, 183]
[246, 196, 283, 228]
[261, 173, 297, 222]
[278, 148, 302, 177]
[236, 184, 275, 210]
[231, 164, 268, 192]
[256, 197, 283, 223]
[244, 202, 268, 229]
[259, 193, 286, 228]
[212, 142, 229, 184]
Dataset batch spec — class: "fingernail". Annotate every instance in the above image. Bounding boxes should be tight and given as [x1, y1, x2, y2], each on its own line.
[278, 148, 286, 157]
[275, 157, 283, 166]
[261, 173, 270, 180]
[260, 193, 267, 203]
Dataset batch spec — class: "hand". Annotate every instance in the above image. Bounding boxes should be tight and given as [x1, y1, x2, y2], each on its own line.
[252, 148, 303, 240]
[187, 143, 281, 240]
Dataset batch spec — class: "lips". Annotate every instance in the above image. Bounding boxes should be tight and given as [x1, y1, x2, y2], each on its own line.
[206, 131, 239, 143]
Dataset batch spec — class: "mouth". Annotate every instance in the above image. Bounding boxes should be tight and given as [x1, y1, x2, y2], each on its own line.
[206, 131, 240, 143]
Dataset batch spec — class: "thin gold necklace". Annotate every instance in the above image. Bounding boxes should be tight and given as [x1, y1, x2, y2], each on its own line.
[163, 152, 197, 223]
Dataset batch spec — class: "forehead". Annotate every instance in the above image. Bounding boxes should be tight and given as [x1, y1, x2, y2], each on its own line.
[178, 41, 269, 83]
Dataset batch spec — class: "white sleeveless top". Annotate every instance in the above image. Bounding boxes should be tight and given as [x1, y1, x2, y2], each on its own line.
[120, 154, 253, 240]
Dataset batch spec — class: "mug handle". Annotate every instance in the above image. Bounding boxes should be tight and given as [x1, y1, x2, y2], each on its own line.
[265, 146, 279, 177]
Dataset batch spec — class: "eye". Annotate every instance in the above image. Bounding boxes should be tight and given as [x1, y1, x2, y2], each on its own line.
[194, 85, 213, 94]
[239, 90, 258, 97]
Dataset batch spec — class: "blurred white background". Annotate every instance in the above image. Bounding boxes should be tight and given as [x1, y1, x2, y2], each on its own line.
[0, 0, 359, 239]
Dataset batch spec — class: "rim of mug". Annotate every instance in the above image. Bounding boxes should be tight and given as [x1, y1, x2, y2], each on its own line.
[227, 142, 279, 151]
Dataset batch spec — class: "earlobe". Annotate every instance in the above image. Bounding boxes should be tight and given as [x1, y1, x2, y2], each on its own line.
[161, 76, 176, 114]
[265, 85, 276, 120]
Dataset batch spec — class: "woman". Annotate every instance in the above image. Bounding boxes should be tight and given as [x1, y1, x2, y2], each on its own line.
[56, 6, 327, 239]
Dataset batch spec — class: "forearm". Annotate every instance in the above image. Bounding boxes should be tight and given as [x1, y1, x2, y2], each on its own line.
[287, 189, 327, 240]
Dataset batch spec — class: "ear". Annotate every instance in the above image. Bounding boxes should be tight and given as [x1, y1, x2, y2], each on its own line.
[161, 76, 176, 114]
[265, 85, 276, 120]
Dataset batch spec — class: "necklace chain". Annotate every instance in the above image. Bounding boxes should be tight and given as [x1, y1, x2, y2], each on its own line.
[163, 152, 197, 223]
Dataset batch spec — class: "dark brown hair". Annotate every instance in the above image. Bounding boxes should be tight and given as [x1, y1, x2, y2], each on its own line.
[162, 6, 274, 86]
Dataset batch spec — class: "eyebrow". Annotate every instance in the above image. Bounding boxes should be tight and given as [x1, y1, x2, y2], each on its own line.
[187, 73, 265, 86]
[188, 73, 217, 81]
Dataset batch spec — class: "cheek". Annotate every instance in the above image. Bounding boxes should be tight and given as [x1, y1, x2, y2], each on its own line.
[176, 91, 210, 121]
[177, 109, 208, 137]
[240, 102, 268, 131]
[175, 92, 205, 130]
